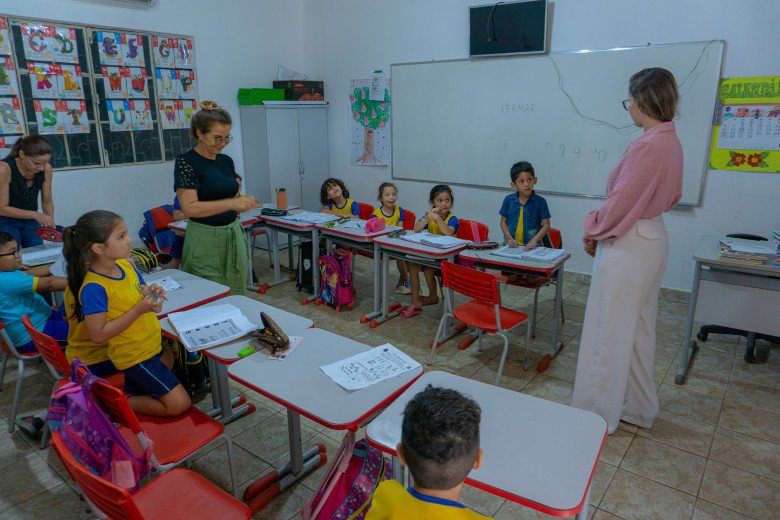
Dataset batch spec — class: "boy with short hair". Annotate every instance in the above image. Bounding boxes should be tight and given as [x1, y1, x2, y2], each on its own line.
[366, 385, 488, 520]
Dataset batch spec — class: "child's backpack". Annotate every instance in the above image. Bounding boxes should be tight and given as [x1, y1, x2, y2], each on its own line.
[302, 431, 391, 520]
[165, 337, 210, 399]
[47, 359, 152, 492]
[318, 249, 353, 311]
[138, 205, 176, 264]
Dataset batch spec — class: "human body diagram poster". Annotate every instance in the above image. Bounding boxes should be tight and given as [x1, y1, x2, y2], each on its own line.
[349, 78, 391, 166]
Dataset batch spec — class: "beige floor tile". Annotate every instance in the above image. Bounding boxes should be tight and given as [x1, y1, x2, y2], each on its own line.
[599, 429, 634, 467]
[691, 498, 756, 520]
[723, 379, 780, 416]
[619, 437, 706, 495]
[460, 484, 508, 517]
[192, 442, 271, 494]
[729, 349, 780, 388]
[592, 510, 624, 520]
[600, 469, 695, 520]
[718, 403, 780, 445]
[232, 412, 319, 466]
[520, 373, 574, 405]
[709, 427, 780, 482]
[251, 481, 312, 520]
[664, 367, 729, 400]
[0, 449, 66, 513]
[470, 357, 538, 392]
[657, 383, 723, 425]
[699, 460, 780, 519]
[636, 410, 715, 457]
[1, 482, 92, 520]
[590, 462, 618, 508]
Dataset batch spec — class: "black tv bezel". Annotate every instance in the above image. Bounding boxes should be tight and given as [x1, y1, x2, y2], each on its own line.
[469, 0, 549, 58]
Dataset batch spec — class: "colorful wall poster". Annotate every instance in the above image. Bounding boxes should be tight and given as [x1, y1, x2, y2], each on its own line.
[102, 66, 125, 99]
[28, 62, 58, 99]
[52, 26, 79, 64]
[34, 99, 62, 134]
[710, 76, 780, 172]
[0, 97, 24, 134]
[177, 69, 196, 99]
[159, 100, 178, 129]
[61, 100, 88, 134]
[21, 23, 55, 62]
[177, 99, 196, 127]
[129, 100, 152, 131]
[0, 17, 11, 56]
[128, 67, 148, 98]
[0, 135, 20, 160]
[96, 31, 122, 66]
[174, 38, 194, 69]
[349, 78, 391, 166]
[0, 58, 19, 96]
[156, 68, 177, 99]
[58, 64, 84, 99]
[107, 100, 130, 132]
[152, 36, 174, 68]
[122, 34, 145, 67]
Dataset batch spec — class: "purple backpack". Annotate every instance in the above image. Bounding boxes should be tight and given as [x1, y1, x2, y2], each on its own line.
[318, 250, 354, 311]
[47, 359, 152, 492]
[303, 431, 391, 520]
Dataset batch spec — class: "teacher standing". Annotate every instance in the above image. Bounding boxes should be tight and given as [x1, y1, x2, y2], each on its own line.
[0, 135, 56, 247]
[174, 101, 260, 295]
[571, 68, 683, 435]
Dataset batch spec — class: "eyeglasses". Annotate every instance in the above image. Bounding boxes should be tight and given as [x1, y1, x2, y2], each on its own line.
[0, 248, 21, 259]
[210, 135, 233, 145]
[621, 99, 632, 111]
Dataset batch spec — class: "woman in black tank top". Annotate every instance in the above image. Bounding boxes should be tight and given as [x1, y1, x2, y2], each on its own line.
[0, 135, 56, 247]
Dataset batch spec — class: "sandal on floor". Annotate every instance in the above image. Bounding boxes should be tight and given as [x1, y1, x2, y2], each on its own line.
[399, 307, 422, 318]
[420, 295, 439, 306]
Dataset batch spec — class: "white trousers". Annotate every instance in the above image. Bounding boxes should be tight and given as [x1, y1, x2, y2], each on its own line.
[571, 216, 669, 434]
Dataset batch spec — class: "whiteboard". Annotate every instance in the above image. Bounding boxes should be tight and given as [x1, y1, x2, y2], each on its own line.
[391, 41, 724, 206]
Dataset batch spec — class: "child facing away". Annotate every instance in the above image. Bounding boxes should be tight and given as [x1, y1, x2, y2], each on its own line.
[63, 210, 190, 417]
[321, 178, 360, 218]
[365, 384, 487, 520]
[400, 185, 459, 318]
[498, 161, 551, 282]
[370, 182, 410, 294]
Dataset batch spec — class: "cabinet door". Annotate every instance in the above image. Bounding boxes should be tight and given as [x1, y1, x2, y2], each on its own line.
[266, 109, 302, 208]
[298, 108, 329, 212]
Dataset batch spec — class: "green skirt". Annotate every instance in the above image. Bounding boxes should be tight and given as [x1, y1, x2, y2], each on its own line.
[181, 218, 248, 296]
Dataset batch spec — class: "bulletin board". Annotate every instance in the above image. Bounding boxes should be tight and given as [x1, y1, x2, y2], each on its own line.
[709, 75, 780, 173]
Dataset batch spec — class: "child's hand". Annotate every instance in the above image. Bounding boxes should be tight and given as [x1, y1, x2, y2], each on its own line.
[141, 284, 168, 301]
[507, 237, 518, 248]
[523, 239, 538, 251]
[425, 210, 439, 221]
[135, 294, 161, 314]
[349, 214, 360, 219]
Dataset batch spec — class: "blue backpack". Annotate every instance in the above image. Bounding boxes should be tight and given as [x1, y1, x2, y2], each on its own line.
[138, 205, 176, 261]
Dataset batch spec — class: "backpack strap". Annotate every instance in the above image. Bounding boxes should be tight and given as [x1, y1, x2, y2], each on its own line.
[70, 357, 90, 382]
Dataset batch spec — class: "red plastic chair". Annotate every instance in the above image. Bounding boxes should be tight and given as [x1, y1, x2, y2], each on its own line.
[37, 227, 63, 242]
[357, 201, 374, 220]
[50, 432, 250, 520]
[429, 261, 531, 384]
[84, 371, 239, 497]
[456, 219, 489, 242]
[401, 208, 416, 230]
[0, 319, 41, 433]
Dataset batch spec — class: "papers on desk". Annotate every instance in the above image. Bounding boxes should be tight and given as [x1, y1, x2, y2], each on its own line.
[149, 276, 182, 292]
[320, 343, 421, 391]
[718, 241, 775, 265]
[337, 219, 367, 230]
[400, 232, 467, 249]
[282, 211, 340, 224]
[167, 304, 258, 352]
[22, 245, 62, 267]
[491, 245, 568, 263]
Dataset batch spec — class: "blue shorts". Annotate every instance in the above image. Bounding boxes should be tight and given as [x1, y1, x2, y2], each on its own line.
[16, 310, 69, 352]
[121, 351, 181, 398]
[88, 359, 118, 378]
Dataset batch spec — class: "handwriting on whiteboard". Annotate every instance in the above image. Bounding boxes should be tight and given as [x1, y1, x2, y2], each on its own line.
[501, 104, 536, 113]
[546, 142, 607, 163]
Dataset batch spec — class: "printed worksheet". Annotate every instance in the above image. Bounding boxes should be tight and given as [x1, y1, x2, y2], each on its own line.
[320, 343, 420, 391]
[148, 275, 183, 292]
[167, 304, 258, 352]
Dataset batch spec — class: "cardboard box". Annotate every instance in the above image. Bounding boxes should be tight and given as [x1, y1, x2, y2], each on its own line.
[272, 80, 325, 101]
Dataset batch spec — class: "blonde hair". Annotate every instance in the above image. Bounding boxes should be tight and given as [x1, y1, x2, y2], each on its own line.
[629, 68, 679, 122]
[190, 100, 232, 139]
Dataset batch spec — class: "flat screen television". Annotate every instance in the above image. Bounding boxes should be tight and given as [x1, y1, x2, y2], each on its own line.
[469, 0, 548, 58]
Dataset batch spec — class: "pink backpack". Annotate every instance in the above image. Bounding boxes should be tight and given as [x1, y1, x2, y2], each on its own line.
[318, 250, 354, 311]
[303, 431, 391, 520]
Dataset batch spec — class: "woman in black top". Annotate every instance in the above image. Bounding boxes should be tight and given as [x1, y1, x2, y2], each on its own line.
[0, 135, 56, 247]
[174, 101, 260, 295]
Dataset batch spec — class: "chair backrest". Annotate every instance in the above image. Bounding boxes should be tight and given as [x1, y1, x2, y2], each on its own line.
[401, 209, 416, 231]
[549, 228, 562, 249]
[22, 315, 70, 379]
[0, 319, 30, 358]
[456, 219, 489, 242]
[50, 432, 143, 520]
[357, 202, 374, 220]
[440, 260, 500, 304]
[79, 366, 143, 435]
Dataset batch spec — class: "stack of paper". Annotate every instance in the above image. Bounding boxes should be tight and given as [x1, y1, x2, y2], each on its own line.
[167, 304, 258, 352]
[718, 241, 775, 265]
[491, 245, 568, 263]
[400, 232, 466, 249]
[282, 211, 340, 224]
[319, 343, 420, 391]
[22, 246, 63, 267]
[337, 219, 367, 229]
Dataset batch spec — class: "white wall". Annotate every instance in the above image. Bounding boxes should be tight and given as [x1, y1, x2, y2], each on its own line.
[302, 0, 780, 291]
[4, 0, 304, 238]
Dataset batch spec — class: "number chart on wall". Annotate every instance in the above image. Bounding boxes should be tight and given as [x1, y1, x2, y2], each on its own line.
[391, 41, 724, 206]
[0, 13, 198, 168]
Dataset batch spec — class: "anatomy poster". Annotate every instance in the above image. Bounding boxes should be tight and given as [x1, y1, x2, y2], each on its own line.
[349, 78, 391, 166]
[62, 100, 88, 134]
[58, 64, 84, 99]
[159, 100, 179, 129]
[0, 58, 19, 96]
[0, 97, 23, 134]
[0, 17, 11, 56]
[152, 36, 174, 68]
[52, 26, 79, 64]
[34, 99, 62, 134]
[107, 100, 130, 132]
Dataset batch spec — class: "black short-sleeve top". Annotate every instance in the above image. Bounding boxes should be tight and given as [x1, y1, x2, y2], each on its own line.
[2, 156, 45, 212]
[173, 149, 239, 226]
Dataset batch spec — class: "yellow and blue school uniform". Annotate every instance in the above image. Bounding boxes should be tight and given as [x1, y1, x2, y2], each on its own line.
[498, 191, 551, 246]
[0, 270, 67, 351]
[365, 480, 488, 520]
[63, 287, 116, 376]
[326, 198, 360, 216]
[370, 205, 404, 227]
[426, 211, 459, 235]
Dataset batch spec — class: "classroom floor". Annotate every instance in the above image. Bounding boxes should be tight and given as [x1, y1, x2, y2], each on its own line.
[1, 249, 779, 520]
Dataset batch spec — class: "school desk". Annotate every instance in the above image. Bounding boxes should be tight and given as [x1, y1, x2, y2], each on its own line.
[144, 269, 230, 319]
[20, 243, 63, 269]
[256, 211, 321, 296]
[676, 235, 780, 384]
[243, 203, 301, 278]
[160, 294, 313, 424]
[315, 220, 399, 318]
[365, 371, 607, 520]
[458, 248, 571, 372]
[228, 328, 423, 514]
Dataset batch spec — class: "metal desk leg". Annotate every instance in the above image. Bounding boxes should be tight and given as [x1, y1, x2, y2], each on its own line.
[675, 261, 702, 385]
[202, 361, 252, 424]
[361, 241, 383, 323]
[266, 228, 294, 288]
[537, 266, 566, 372]
[287, 233, 294, 268]
[246, 229, 260, 292]
[575, 488, 592, 520]
[368, 250, 405, 327]
[312, 228, 320, 298]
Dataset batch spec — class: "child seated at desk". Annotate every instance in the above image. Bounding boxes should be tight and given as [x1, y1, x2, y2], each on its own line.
[370, 182, 410, 294]
[499, 161, 551, 282]
[365, 384, 487, 520]
[321, 178, 360, 218]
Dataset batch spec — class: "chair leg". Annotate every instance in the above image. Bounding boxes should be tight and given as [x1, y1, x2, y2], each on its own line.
[265, 232, 273, 268]
[0, 352, 7, 390]
[477, 330, 484, 352]
[221, 433, 239, 498]
[428, 314, 452, 366]
[525, 316, 531, 371]
[495, 333, 509, 386]
[9, 360, 25, 432]
[532, 288, 540, 338]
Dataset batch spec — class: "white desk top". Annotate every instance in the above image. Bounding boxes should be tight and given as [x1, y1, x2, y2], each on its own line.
[316, 221, 400, 242]
[695, 234, 780, 277]
[373, 234, 468, 258]
[168, 214, 258, 234]
[21, 243, 63, 268]
[259, 210, 318, 230]
[160, 294, 313, 362]
[459, 248, 570, 275]
[365, 371, 607, 516]
[145, 269, 230, 319]
[229, 328, 423, 430]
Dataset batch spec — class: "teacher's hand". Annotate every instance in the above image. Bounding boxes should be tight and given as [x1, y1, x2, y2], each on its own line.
[233, 196, 262, 213]
[582, 234, 597, 257]
[32, 211, 56, 228]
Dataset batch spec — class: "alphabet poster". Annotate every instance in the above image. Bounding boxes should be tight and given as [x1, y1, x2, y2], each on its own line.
[152, 36, 174, 68]
[177, 99, 196, 126]
[122, 34, 144, 67]
[96, 31, 122, 66]
[0, 17, 11, 56]
[177, 69, 196, 99]
[0, 58, 19, 96]
[102, 66, 125, 99]
[0, 135, 19, 160]
[58, 64, 84, 99]
[349, 78, 391, 166]
[52, 26, 79, 64]
[0, 97, 23, 134]
[34, 99, 61, 134]
[128, 67, 148, 98]
[156, 68, 177, 99]
[159, 100, 179, 129]
[107, 100, 130, 132]
[62, 100, 88, 134]
[28, 62, 58, 99]
[174, 38, 194, 69]
[21, 23, 55, 62]
[129, 100, 152, 131]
